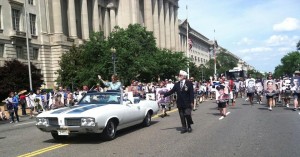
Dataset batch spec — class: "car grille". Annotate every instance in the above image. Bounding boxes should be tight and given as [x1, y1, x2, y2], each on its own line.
[65, 118, 81, 126]
[48, 118, 59, 126]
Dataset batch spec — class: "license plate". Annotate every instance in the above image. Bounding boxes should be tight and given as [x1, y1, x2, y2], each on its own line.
[57, 130, 69, 136]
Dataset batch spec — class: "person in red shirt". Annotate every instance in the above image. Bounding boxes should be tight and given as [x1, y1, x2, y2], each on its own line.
[19, 93, 27, 115]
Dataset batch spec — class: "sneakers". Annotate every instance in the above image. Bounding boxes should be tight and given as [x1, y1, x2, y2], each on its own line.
[10, 121, 14, 124]
[293, 108, 297, 111]
[286, 104, 289, 108]
[15, 121, 19, 123]
[268, 107, 272, 111]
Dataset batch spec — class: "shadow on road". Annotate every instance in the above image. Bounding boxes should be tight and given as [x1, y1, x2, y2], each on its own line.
[42, 121, 160, 144]
[206, 113, 222, 116]
[160, 126, 182, 132]
[257, 108, 269, 110]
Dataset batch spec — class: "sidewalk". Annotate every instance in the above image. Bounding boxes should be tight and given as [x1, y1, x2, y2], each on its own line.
[0, 105, 36, 124]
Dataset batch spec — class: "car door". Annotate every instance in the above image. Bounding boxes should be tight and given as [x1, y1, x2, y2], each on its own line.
[121, 101, 142, 125]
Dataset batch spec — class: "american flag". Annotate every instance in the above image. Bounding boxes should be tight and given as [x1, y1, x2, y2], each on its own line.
[188, 38, 193, 50]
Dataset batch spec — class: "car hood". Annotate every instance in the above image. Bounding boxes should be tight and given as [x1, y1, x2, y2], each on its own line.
[37, 104, 117, 117]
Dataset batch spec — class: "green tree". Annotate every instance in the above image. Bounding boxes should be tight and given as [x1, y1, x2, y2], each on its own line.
[108, 24, 158, 84]
[247, 69, 264, 78]
[273, 51, 300, 77]
[297, 40, 300, 51]
[57, 24, 190, 87]
[216, 48, 239, 75]
[0, 60, 43, 101]
[57, 32, 111, 89]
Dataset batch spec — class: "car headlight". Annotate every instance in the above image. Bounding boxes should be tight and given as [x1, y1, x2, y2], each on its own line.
[36, 118, 48, 126]
[81, 118, 96, 126]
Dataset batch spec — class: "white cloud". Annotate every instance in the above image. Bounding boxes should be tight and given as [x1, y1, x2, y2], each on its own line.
[273, 17, 300, 31]
[278, 47, 291, 52]
[266, 35, 300, 47]
[236, 37, 253, 45]
[240, 47, 272, 53]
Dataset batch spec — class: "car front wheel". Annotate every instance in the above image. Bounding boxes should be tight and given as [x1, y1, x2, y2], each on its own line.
[102, 120, 117, 140]
[142, 112, 152, 127]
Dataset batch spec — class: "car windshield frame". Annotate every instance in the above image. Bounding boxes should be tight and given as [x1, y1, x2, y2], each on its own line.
[78, 92, 122, 105]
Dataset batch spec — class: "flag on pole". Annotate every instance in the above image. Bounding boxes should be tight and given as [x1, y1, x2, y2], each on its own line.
[214, 40, 218, 48]
[188, 38, 193, 50]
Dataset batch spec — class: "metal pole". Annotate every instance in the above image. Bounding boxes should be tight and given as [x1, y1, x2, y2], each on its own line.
[186, 0, 189, 79]
[214, 30, 216, 78]
[113, 56, 116, 75]
[25, 2, 33, 91]
[202, 65, 203, 81]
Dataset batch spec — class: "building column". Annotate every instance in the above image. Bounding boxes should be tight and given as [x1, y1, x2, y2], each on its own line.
[110, 8, 116, 31]
[81, 0, 89, 40]
[153, 0, 160, 47]
[158, 0, 165, 49]
[52, 0, 63, 34]
[144, 0, 153, 31]
[174, 6, 179, 51]
[170, 4, 175, 50]
[68, 0, 77, 38]
[164, 1, 170, 49]
[93, 0, 100, 32]
[104, 8, 110, 36]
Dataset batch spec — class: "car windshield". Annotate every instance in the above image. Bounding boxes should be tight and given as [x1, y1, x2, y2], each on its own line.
[79, 92, 121, 105]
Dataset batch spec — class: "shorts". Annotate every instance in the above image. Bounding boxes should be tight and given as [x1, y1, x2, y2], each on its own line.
[247, 93, 254, 97]
[218, 102, 227, 108]
[160, 104, 166, 109]
[293, 93, 300, 99]
[266, 95, 274, 99]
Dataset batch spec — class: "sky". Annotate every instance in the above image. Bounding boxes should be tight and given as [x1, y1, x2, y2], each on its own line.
[178, 0, 300, 73]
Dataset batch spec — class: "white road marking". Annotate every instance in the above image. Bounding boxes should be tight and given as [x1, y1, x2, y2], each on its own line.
[14, 121, 35, 126]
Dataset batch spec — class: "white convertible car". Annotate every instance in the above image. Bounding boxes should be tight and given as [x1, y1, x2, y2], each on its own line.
[36, 90, 159, 141]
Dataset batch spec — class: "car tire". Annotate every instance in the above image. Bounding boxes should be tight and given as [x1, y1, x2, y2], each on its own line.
[142, 112, 152, 127]
[51, 132, 67, 141]
[102, 120, 117, 141]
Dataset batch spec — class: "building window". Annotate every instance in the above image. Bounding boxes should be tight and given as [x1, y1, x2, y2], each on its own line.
[32, 48, 39, 60]
[29, 14, 36, 35]
[0, 44, 4, 58]
[12, 9, 20, 31]
[28, 0, 34, 5]
[16, 46, 26, 59]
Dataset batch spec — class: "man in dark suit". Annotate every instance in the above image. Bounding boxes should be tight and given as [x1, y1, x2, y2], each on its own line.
[164, 70, 194, 133]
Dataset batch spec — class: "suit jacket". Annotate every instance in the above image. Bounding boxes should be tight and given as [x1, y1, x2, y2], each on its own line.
[164, 80, 194, 109]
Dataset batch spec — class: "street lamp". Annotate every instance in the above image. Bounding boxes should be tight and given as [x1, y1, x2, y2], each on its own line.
[111, 48, 116, 75]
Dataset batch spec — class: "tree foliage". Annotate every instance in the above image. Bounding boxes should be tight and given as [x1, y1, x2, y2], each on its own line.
[205, 48, 239, 78]
[247, 69, 264, 78]
[273, 51, 300, 78]
[58, 24, 190, 88]
[58, 32, 111, 89]
[0, 60, 43, 101]
[297, 40, 300, 51]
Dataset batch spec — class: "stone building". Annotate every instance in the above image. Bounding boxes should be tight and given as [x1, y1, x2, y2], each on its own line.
[0, 0, 180, 88]
[178, 19, 212, 67]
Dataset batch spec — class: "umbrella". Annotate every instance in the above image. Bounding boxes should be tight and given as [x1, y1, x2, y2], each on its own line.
[18, 90, 27, 95]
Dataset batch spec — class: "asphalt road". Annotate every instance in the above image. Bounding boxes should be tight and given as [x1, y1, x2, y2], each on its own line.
[1, 98, 300, 157]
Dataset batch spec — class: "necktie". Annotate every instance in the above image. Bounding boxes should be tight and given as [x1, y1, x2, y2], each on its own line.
[180, 81, 183, 89]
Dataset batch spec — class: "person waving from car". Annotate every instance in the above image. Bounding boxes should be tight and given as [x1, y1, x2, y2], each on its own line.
[98, 74, 121, 91]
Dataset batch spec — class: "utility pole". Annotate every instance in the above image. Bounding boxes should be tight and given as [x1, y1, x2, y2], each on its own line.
[186, 0, 189, 79]
[25, 1, 33, 91]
